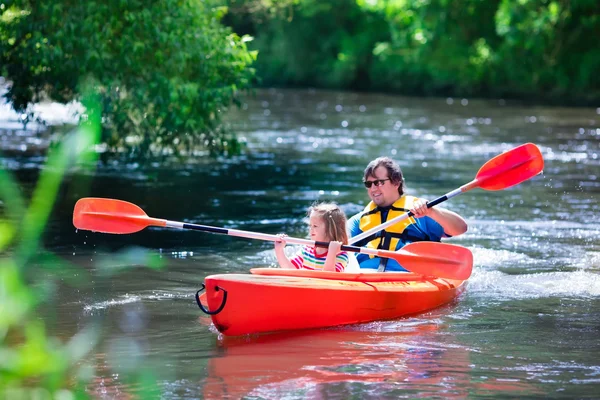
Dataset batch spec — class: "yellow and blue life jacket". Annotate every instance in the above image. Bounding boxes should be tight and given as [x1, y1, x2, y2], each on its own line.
[355, 195, 442, 271]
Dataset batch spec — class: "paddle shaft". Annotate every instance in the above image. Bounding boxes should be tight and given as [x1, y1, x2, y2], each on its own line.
[154, 216, 385, 258]
[350, 179, 479, 244]
[167, 219, 463, 268]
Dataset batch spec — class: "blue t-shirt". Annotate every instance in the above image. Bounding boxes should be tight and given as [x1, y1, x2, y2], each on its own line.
[347, 209, 447, 271]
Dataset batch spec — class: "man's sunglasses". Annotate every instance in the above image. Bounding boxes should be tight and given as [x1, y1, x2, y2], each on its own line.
[363, 179, 390, 188]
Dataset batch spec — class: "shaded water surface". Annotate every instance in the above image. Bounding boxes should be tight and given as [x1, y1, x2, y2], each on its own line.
[4, 89, 599, 398]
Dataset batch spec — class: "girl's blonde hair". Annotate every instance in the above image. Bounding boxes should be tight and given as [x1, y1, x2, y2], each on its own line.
[307, 202, 348, 244]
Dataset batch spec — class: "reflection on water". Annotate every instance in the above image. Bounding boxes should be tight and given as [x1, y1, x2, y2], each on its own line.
[4, 88, 599, 398]
[202, 316, 541, 399]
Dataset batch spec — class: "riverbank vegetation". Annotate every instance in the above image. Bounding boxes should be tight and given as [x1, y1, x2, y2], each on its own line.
[1, 0, 599, 158]
[224, 0, 599, 105]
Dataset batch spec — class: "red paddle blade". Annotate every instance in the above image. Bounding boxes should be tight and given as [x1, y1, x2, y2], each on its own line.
[385, 242, 473, 280]
[475, 143, 544, 191]
[73, 198, 164, 234]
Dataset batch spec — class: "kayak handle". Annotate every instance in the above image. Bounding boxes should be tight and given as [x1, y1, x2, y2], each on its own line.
[195, 284, 228, 315]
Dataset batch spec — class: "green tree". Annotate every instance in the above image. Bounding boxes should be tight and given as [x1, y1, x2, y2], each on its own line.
[222, 0, 600, 104]
[362, 0, 502, 96]
[225, 0, 390, 90]
[493, 0, 600, 102]
[0, 0, 257, 157]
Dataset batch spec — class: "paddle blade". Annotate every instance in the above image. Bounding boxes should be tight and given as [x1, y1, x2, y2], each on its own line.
[385, 242, 473, 280]
[73, 198, 164, 234]
[475, 143, 544, 191]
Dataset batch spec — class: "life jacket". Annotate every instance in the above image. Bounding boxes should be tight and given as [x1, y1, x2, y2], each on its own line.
[357, 195, 432, 253]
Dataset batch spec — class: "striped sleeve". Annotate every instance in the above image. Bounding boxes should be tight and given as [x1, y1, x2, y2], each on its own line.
[334, 252, 350, 272]
[289, 249, 305, 269]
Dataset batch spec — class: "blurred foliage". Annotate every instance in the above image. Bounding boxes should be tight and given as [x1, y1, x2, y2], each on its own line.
[0, 90, 163, 398]
[223, 0, 600, 104]
[0, 0, 257, 158]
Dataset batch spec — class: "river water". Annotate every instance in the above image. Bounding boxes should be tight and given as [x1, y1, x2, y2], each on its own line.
[3, 88, 599, 398]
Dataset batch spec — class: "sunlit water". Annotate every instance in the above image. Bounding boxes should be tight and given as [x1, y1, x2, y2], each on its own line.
[3, 88, 599, 398]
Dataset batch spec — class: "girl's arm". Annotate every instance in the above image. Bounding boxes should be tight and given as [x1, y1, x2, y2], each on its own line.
[323, 241, 342, 272]
[274, 235, 296, 269]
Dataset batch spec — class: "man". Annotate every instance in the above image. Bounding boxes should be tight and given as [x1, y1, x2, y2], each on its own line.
[347, 157, 468, 271]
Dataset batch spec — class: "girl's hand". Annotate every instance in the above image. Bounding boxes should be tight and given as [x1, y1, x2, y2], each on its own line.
[328, 240, 342, 254]
[323, 241, 343, 272]
[274, 233, 287, 250]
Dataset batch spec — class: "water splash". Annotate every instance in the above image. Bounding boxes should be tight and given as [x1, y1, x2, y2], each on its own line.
[83, 291, 188, 313]
[468, 269, 600, 300]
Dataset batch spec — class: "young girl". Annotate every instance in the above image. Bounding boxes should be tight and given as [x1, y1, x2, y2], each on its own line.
[274, 202, 350, 272]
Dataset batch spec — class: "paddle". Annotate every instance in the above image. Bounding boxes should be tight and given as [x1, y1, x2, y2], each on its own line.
[350, 142, 544, 244]
[73, 197, 473, 280]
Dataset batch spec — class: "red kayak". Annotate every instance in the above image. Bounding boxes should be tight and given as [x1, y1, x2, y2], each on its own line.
[197, 268, 467, 336]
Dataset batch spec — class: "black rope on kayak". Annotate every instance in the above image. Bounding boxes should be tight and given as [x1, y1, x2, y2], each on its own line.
[195, 284, 228, 315]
